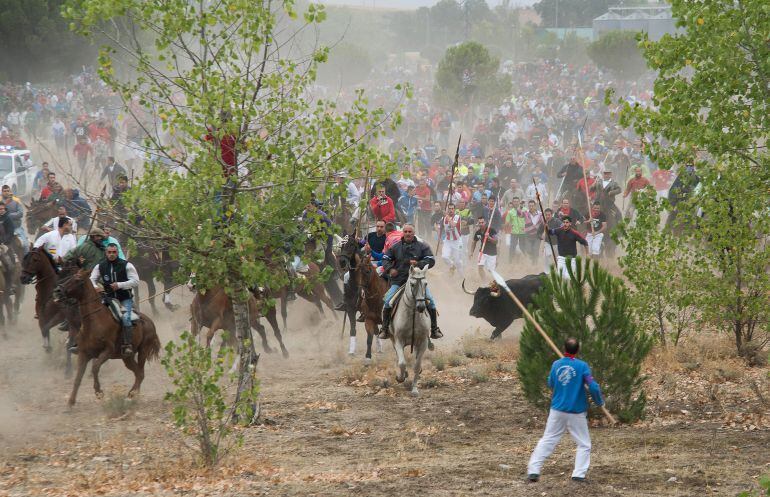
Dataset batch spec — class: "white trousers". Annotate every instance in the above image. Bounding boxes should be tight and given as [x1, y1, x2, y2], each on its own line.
[544, 244, 557, 273]
[441, 239, 464, 273]
[585, 232, 604, 256]
[477, 253, 497, 272]
[556, 256, 577, 279]
[527, 409, 592, 478]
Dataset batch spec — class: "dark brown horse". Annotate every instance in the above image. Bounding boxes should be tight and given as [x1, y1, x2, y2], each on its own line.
[355, 254, 388, 360]
[25, 199, 59, 236]
[132, 244, 180, 314]
[59, 269, 161, 406]
[190, 286, 289, 358]
[20, 247, 80, 375]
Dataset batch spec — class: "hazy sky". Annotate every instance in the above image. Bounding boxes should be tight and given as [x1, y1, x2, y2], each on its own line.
[318, 0, 537, 9]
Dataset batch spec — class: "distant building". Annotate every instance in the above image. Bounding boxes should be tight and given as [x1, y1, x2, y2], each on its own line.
[593, 5, 679, 41]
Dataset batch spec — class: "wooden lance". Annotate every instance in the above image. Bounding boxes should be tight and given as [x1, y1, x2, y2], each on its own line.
[477, 191, 499, 263]
[489, 269, 617, 425]
[576, 123, 596, 236]
[435, 134, 462, 255]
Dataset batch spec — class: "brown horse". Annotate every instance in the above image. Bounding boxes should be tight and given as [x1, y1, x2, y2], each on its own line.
[355, 254, 388, 360]
[190, 286, 289, 358]
[274, 261, 337, 333]
[20, 247, 80, 376]
[59, 269, 161, 406]
[25, 199, 59, 236]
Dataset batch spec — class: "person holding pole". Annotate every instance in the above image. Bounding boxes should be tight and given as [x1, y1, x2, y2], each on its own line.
[440, 203, 464, 276]
[527, 337, 605, 483]
[548, 216, 589, 279]
[469, 215, 498, 277]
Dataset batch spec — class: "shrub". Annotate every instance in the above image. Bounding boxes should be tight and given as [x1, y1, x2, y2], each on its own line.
[517, 258, 652, 423]
[162, 332, 260, 467]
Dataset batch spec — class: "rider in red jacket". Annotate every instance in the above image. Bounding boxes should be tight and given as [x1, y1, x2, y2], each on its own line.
[369, 185, 396, 223]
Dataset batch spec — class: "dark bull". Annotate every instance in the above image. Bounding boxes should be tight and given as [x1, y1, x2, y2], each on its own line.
[463, 273, 546, 340]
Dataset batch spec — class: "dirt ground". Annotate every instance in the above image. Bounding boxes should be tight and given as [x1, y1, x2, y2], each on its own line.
[1, 266, 769, 497]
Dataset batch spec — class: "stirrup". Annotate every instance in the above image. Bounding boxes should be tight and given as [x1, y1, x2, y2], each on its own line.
[430, 327, 443, 339]
[121, 344, 134, 357]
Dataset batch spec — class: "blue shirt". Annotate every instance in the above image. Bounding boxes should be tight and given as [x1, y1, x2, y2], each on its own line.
[397, 195, 419, 223]
[547, 356, 604, 414]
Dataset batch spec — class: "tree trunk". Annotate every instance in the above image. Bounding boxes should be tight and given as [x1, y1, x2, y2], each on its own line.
[232, 297, 260, 424]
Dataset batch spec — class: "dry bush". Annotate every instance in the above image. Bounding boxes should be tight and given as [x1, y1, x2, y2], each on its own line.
[103, 391, 138, 420]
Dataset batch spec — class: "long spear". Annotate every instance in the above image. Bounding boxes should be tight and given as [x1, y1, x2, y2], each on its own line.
[576, 122, 595, 235]
[533, 178, 557, 268]
[435, 134, 462, 255]
[490, 269, 617, 425]
[477, 190, 499, 263]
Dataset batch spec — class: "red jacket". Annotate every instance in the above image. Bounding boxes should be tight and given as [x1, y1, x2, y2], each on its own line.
[370, 195, 396, 222]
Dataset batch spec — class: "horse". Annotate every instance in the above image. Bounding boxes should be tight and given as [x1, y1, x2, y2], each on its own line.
[272, 261, 338, 333]
[355, 254, 389, 361]
[0, 245, 19, 327]
[132, 244, 180, 314]
[20, 248, 82, 375]
[58, 269, 161, 406]
[388, 265, 431, 397]
[25, 199, 59, 236]
[190, 286, 289, 358]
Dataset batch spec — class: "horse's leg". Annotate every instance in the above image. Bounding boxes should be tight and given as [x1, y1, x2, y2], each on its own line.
[205, 317, 222, 349]
[41, 324, 51, 352]
[266, 307, 288, 358]
[253, 320, 273, 354]
[91, 348, 111, 399]
[130, 341, 150, 398]
[394, 335, 407, 383]
[67, 353, 89, 407]
[317, 285, 337, 316]
[411, 340, 427, 397]
[145, 278, 157, 315]
[280, 296, 288, 333]
[363, 319, 375, 362]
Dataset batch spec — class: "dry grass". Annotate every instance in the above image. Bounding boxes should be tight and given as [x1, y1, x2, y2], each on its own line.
[102, 391, 138, 420]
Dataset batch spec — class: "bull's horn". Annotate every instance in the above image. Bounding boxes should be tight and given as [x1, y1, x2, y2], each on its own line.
[461, 279, 476, 295]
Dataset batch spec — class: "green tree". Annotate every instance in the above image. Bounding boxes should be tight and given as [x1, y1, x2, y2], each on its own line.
[587, 30, 647, 80]
[0, 0, 96, 82]
[617, 0, 770, 356]
[517, 259, 652, 423]
[534, 0, 610, 28]
[433, 41, 511, 112]
[66, 0, 402, 418]
[615, 188, 698, 346]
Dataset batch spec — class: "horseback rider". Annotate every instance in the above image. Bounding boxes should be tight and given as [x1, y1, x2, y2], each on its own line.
[0, 203, 19, 295]
[1, 184, 27, 250]
[33, 216, 77, 268]
[90, 243, 140, 357]
[62, 228, 108, 345]
[379, 223, 442, 340]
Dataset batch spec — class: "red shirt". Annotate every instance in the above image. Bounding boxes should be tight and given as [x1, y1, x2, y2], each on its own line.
[205, 133, 237, 177]
[624, 176, 652, 196]
[576, 177, 596, 201]
[414, 185, 433, 211]
[369, 195, 396, 222]
[652, 169, 674, 191]
[384, 230, 403, 251]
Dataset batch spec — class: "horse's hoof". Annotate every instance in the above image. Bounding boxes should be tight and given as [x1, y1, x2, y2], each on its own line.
[127, 390, 137, 399]
[410, 389, 420, 397]
[264, 347, 274, 354]
[427, 341, 435, 351]
[281, 349, 290, 359]
[363, 357, 372, 366]
[396, 374, 405, 383]
[43, 345, 52, 353]
[95, 391, 104, 400]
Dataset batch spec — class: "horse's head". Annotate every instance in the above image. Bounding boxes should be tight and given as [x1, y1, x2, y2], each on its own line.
[408, 265, 429, 313]
[57, 269, 91, 301]
[336, 234, 361, 272]
[20, 247, 54, 284]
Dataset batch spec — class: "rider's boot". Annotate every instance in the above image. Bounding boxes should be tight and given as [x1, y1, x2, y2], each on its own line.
[356, 312, 365, 322]
[428, 307, 443, 339]
[377, 307, 392, 340]
[121, 325, 134, 357]
[67, 336, 78, 353]
[57, 320, 69, 331]
[333, 301, 346, 311]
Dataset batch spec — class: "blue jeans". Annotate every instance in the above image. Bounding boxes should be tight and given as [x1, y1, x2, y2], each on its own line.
[383, 283, 435, 309]
[121, 298, 134, 327]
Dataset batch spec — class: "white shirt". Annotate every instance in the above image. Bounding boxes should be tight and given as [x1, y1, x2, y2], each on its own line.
[345, 182, 361, 206]
[526, 183, 547, 201]
[90, 261, 140, 293]
[33, 230, 77, 259]
[44, 216, 77, 233]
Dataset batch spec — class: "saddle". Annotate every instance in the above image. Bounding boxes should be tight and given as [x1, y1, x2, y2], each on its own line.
[388, 284, 406, 311]
[105, 298, 140, 324]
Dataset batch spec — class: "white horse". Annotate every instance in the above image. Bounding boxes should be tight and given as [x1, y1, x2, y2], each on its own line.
[389, 265, 431, 397]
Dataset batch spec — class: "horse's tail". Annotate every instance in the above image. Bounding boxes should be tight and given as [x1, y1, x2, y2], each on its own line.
[142, 319, 162, 362]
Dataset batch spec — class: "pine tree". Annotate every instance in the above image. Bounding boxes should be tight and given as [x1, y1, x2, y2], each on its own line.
[517, 259, 652, 423]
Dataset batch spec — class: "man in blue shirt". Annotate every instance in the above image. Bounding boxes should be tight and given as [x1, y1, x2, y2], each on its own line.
[527, 338, 604, 483]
